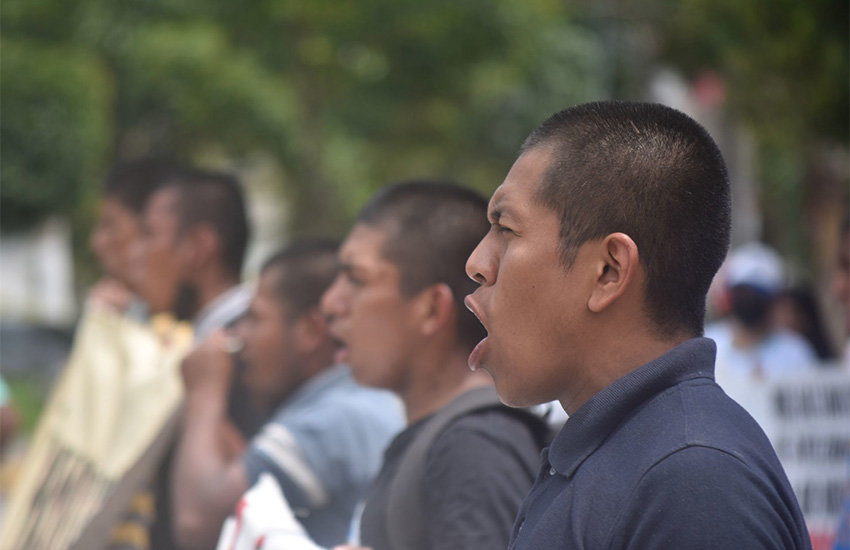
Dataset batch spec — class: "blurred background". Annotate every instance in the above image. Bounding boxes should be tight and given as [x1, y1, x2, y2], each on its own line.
[1, 0, 848, 430]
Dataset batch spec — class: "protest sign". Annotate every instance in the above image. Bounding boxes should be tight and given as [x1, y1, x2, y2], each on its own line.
[0, 311, 191, 550]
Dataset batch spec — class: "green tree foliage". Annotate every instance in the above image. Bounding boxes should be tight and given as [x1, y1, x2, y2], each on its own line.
[1, 0, 605, 236]
[1, 38, 111, 230]
[660, 0, 848, 147]
[655, 0, 849, 263]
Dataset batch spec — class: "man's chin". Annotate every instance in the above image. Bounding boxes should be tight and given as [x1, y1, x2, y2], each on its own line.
[346, 359, 372, 385]
[350, 364, 395, 392]
[489, 372, 546, 409]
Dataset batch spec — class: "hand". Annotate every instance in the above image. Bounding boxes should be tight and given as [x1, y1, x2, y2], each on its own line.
[87, 277, 134, 313]
[181, 329, 240, 397]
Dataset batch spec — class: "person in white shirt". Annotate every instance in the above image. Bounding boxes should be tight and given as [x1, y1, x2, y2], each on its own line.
[705, 242, 818, 426]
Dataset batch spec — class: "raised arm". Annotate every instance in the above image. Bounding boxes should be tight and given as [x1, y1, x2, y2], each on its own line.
[171, 331, 251, 550]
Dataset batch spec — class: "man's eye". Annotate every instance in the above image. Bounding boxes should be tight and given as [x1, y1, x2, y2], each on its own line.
[497, 225, 514, 235]
[344, 272, 364, 286]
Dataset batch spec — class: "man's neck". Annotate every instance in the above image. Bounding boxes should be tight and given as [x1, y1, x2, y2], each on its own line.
[264, 354, 337, 416]
[559, 329, 690, 416]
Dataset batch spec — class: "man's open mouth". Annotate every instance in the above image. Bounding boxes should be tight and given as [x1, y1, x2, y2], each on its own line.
[464, 294, 489, 372]
[328, 326, 350, 365]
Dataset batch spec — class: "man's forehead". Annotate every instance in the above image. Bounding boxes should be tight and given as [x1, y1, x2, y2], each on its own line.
[489, 147, 553, 213]
[340, 224, 391, 267]
[146, 188, 180, 219]
[255, 270, 287, 309]
[258, 264, 285, 289]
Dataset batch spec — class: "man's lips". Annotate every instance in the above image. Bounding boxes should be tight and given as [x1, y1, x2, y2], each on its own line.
[464, 294, 489, 372]
[328, 324, 350, 364]
[463, 294, 487, 330]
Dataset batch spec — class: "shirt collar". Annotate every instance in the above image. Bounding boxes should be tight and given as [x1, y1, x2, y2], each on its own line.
[548, 337, 717, 478]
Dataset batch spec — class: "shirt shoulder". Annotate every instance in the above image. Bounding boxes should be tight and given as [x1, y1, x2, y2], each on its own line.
[243, 378, 402, 509]
[428, 407, 543, 459]
[609, 445, 809, 549]
[275, 382, 400, 468]
[420, 407, 542, 550]
[276, 372, 402, 438]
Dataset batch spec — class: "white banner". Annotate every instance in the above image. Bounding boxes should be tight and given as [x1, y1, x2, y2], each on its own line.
[722, 367, 850, 549]
[0, 311, 192, 550]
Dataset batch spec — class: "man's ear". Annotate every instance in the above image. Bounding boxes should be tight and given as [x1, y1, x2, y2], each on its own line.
[294, 307, 329, 354]
[182, 224, 220, 270]
[587, 233, 639, 313]
[415, 283, 456, 337]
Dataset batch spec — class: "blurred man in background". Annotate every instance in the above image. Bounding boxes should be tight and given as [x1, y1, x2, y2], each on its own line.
[134, 168, 252, 342]
[706, 242, 818, 384]
[322, 181, 547, 550]
[172, 241, 402, 549]
[88, 159, 177, 316]
[131, 166, 263, 439]
[128, 166, 263, 549]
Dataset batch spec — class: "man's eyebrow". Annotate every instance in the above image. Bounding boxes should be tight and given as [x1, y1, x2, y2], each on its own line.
[339, 260, 368, 276]
[488, 193, 506, 222]
[488, 207, 502, 223]
[488, 201, 518, 225]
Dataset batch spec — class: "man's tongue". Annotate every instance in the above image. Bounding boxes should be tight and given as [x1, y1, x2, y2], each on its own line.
[467, 336, 488, 372]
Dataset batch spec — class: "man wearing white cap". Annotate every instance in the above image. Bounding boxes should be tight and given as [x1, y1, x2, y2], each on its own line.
[706, 242, 817, 398]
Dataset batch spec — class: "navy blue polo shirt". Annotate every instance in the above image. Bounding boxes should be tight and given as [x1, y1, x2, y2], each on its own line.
[510, 337, 811, 550]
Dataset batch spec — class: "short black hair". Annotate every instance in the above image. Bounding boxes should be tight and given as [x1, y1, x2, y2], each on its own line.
[261, 239, 340, 319]
[103, 158, 181, 214]
[160, 169, 250, 280]
[356, 180, 489, 350]
[522, 101, 731, 337]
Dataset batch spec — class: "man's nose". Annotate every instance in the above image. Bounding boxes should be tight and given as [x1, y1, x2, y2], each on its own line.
[320, 275, 345, 319]
[466, 237, 493, 286]
[126, 240, 147, 278]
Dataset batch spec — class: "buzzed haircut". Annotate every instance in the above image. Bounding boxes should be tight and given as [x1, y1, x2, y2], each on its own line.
[161, 169, 250, 280]
[261, 239, 340, 319]
[357, 180, 489, 350]
[522, 101, 731, 337]
[103, 158, 181, 214]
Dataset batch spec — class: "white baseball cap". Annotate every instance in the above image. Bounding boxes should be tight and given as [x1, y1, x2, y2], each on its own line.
[724, 242, 785, 293]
